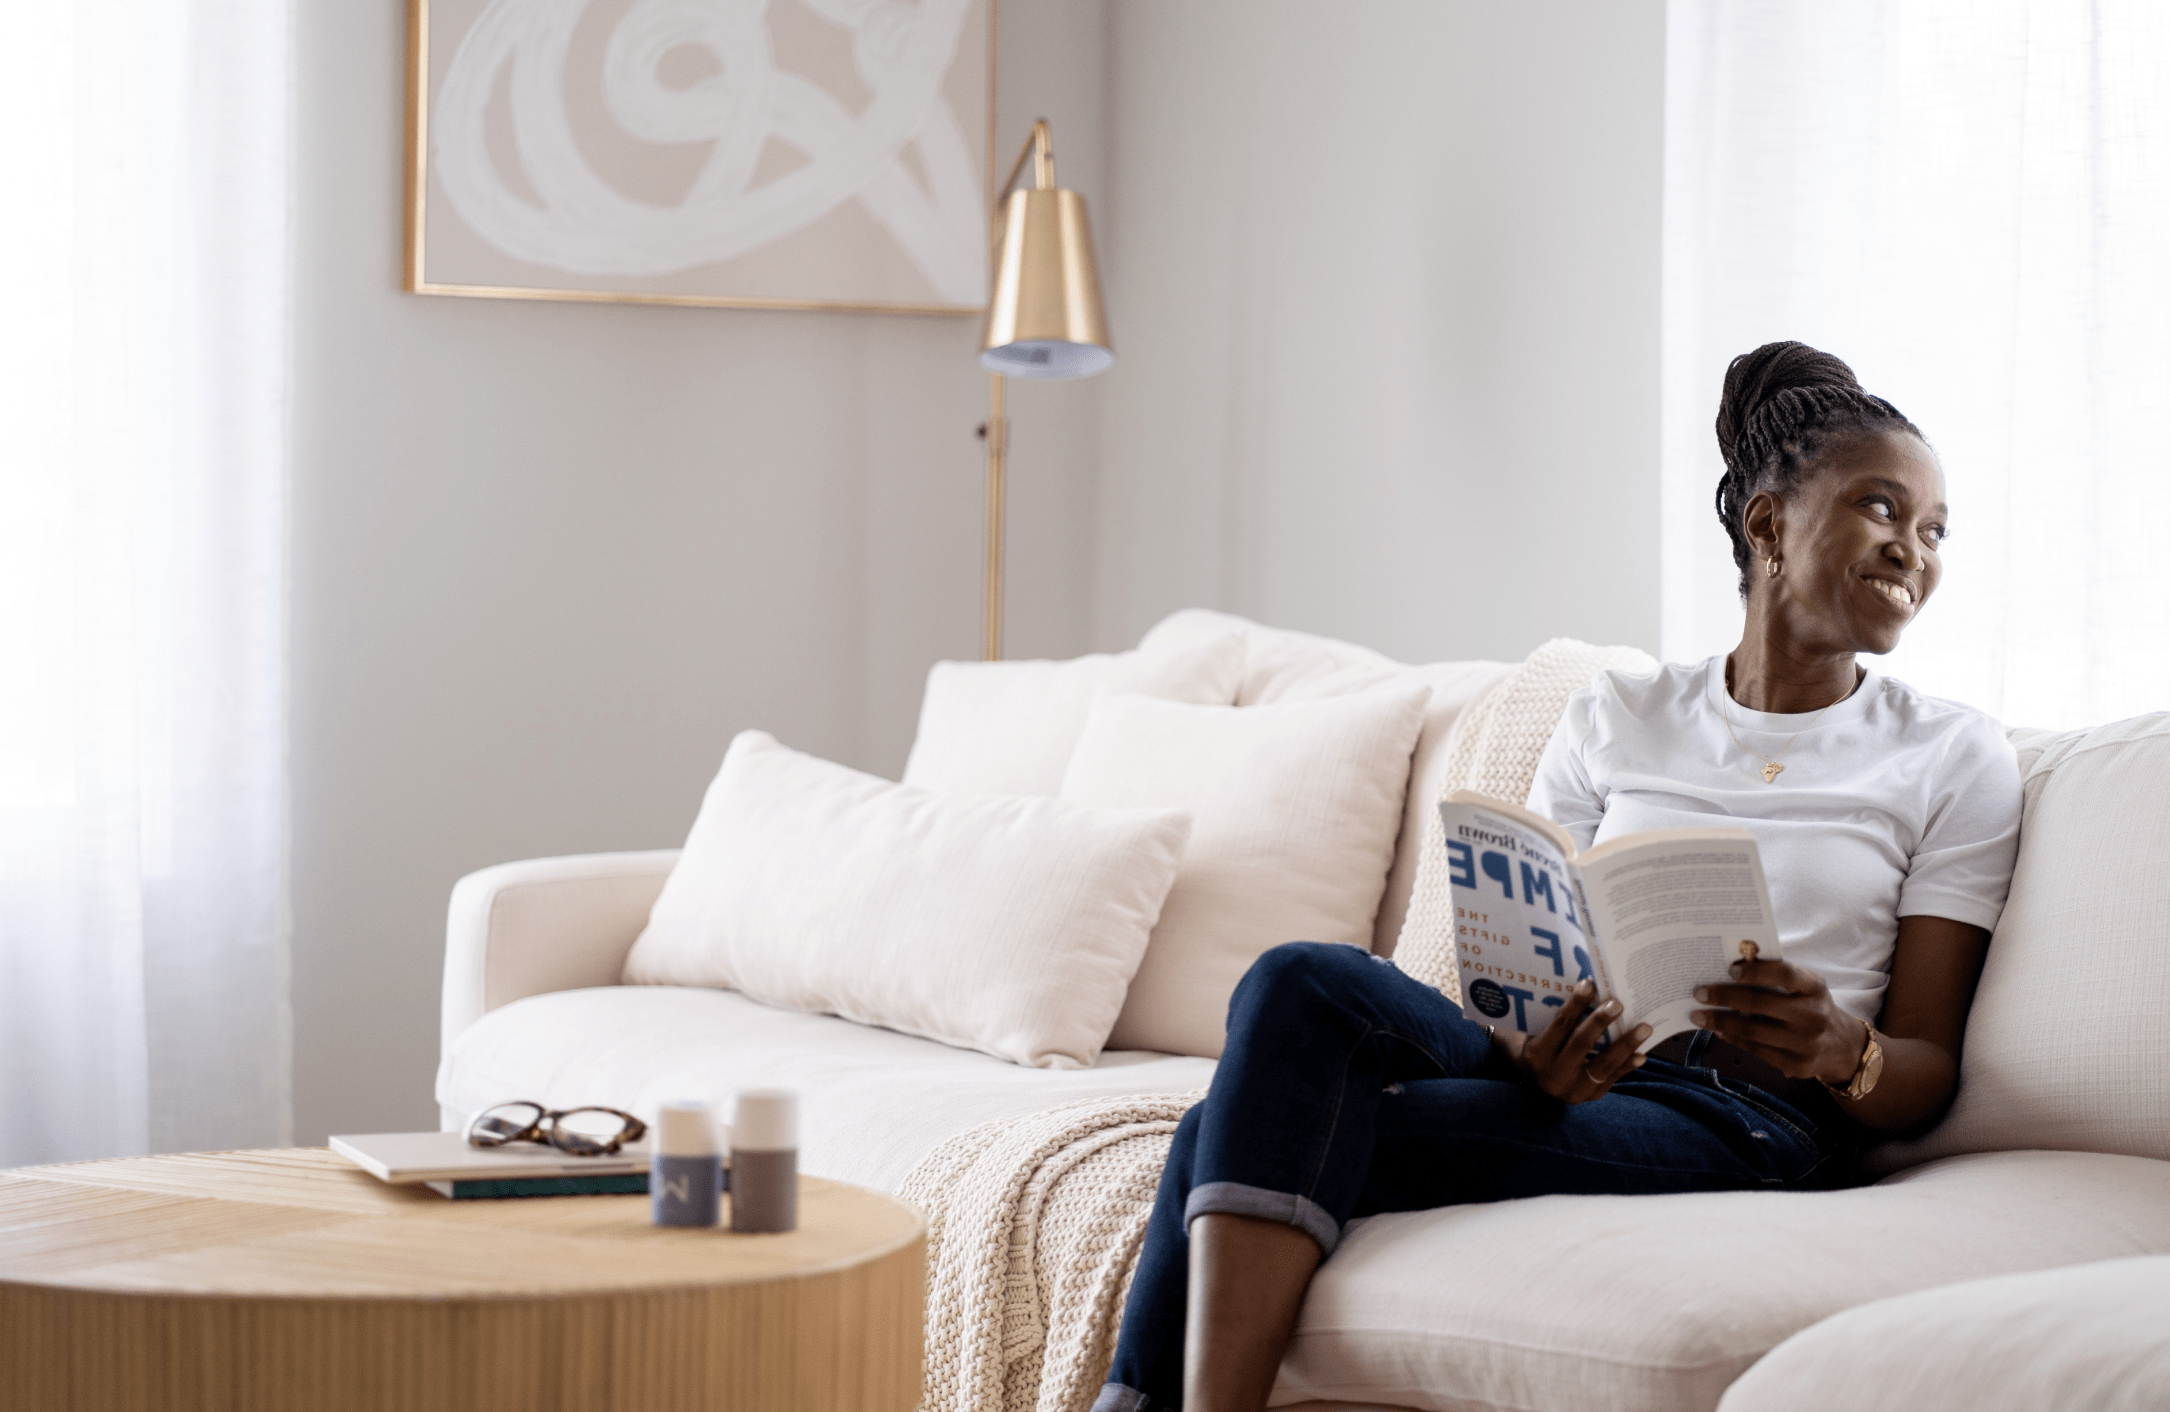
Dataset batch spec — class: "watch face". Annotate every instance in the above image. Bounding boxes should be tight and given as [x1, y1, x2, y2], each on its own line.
[1854, 1035, 1885, 1098]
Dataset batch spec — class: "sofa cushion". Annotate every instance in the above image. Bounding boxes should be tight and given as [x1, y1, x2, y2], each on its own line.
[902, 632, 1245, 796]
[622, 731, 1191, 1069]
[1272, 1149, 2170, 1412]
[1868, 712, 2170, 1173]
[1714, 1254, 2170, 1411]
[1064, 687, 1431, 1058]
[436, 985, 1218, 1192]
[1141, 608, 1408, 706]
[1138, 609, 1513, 955]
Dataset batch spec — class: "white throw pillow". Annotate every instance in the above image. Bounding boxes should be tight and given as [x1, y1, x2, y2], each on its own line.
[901, 633, 1244, 797]
[1867, 713, 2170, 1172]
[622, 731, 1193, 1069]
[1139, 608, 1513, 952]
[1062, 687, 1431, 1058]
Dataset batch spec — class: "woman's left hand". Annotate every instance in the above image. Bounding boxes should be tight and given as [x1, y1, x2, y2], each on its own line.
[1689, 956, 1866, 1087]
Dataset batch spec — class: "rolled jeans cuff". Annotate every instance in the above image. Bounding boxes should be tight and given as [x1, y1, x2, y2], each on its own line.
[1090, 1383, 1150, 1412]
[1184, 1180, 1343, 1256]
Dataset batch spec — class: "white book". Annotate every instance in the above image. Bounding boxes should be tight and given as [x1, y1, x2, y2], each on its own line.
[1438, 791, 1782, 1050]
[330, 1129, 652, 1185]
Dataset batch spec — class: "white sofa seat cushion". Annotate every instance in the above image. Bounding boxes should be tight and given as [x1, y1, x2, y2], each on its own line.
[1271, 1149, 2170, 1412]
[436, 985, 1217, 1193]
[1715, 1254, 2170, 1411]
[623, 731, 1192, 1069]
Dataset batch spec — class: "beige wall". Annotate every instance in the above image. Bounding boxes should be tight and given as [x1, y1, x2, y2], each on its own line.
[288, 0, 1663, 1143]
[289, 1, 1111, 1142]
[1094, 0, 1665, 664]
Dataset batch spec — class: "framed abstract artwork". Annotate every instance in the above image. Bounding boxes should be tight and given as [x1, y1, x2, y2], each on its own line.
[405, 0, 994, 313]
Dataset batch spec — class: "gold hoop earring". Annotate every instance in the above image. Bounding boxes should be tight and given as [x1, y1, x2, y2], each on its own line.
[1766, 557, 1781, 579]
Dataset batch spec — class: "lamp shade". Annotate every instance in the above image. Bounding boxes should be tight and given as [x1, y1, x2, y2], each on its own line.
[978, 187, 1114, 379]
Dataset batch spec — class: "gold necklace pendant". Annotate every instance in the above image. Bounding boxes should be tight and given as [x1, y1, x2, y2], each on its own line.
[1719, 660, 1850, 787]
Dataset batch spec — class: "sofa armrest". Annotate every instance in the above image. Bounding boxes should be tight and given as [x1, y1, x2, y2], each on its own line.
[440, 850, 680, 1054]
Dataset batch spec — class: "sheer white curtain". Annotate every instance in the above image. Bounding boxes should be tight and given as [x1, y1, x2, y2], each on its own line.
[1663, 1, 2170, 729]
[0, 0, 290, 1165]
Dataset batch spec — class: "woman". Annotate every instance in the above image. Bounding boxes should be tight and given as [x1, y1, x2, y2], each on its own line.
[1091, 342, 2024, 1412]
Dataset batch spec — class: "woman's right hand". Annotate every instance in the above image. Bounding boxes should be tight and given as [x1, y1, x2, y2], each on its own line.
[1501, 979, 1651, 1104]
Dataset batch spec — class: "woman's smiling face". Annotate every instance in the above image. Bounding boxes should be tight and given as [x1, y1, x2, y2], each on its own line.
[1750, 429, 1948, 657]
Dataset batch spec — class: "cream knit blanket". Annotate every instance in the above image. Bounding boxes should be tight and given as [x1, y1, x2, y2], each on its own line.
[901, 1091, 1204, 1412]
[900, 637, 1654, 1412]
[1391, 636, 1656, 998]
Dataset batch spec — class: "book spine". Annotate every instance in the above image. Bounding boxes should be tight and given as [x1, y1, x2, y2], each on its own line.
[428, 1173, 653, 1200]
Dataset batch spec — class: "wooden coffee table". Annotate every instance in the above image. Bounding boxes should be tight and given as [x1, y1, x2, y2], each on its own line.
[0, 1147, 925, 1412]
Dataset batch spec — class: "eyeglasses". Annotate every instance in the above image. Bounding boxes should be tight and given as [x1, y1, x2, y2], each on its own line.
[465, 1101, 648, 1157]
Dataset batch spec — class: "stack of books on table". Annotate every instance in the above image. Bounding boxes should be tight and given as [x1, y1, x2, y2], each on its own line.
[330, 1130, 660, 1199]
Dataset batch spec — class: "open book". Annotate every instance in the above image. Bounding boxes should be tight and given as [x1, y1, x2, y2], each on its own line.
[1438, 791, 1781, 1050]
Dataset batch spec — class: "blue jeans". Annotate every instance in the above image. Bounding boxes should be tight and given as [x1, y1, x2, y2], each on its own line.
[1094, 942, 1863, 1412]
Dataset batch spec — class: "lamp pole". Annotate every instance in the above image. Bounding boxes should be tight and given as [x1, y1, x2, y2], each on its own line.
[981, 373, 1007, 661]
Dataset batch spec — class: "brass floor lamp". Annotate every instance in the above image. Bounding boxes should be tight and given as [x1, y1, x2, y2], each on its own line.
[976, 120, 1115, 661]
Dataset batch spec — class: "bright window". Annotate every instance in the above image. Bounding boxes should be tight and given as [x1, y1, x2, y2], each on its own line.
[0, 0, 291, 1164]
[1663, 0, 2170, 728]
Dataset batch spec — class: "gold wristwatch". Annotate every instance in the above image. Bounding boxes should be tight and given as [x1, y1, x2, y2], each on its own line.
[1827, 1021, 1884, 1101]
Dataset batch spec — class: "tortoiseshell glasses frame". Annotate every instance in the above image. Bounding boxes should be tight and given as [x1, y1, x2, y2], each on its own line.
[464, 1101, 648, 1157]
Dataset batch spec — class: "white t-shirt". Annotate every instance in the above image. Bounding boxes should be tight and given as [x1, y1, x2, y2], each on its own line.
[1527, 656, 2022, 1025]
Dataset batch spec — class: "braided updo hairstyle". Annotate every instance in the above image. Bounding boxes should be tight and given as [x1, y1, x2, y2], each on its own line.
[1714, 341, 1924, 599]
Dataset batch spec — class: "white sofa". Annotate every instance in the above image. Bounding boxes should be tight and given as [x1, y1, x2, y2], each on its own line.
[436, 613, 2170, 1412]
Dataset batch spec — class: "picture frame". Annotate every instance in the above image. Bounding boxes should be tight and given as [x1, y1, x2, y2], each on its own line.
[404, 0, 996, 315]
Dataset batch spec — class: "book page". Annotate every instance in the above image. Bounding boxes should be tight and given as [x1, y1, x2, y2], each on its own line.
[1438, 796, 1597, 1038]
[1576, 831, 1780, 1048]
